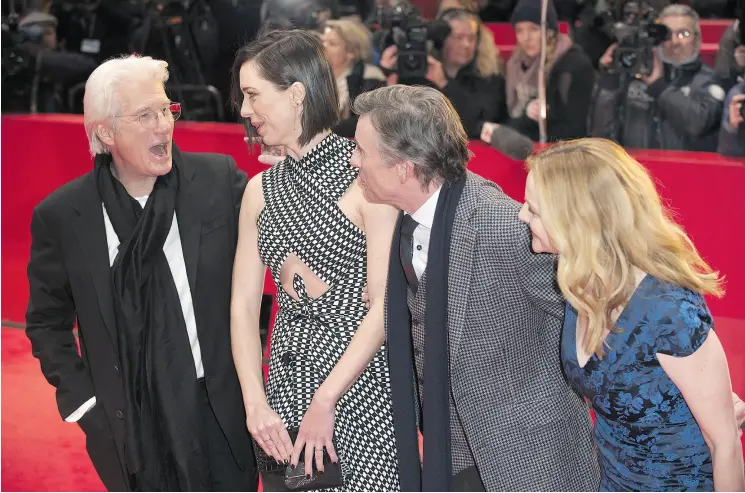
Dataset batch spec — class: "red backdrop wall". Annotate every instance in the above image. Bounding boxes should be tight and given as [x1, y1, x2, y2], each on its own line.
[2, 113, 744, 417]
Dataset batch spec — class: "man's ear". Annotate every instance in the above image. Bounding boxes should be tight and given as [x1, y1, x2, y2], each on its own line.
[396, 161, 415, 184]
[97, 124, 115, 147]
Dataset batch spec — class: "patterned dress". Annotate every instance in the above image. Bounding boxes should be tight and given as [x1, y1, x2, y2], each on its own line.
[256, 133, 400, 491]
[561, 274, 714, 491]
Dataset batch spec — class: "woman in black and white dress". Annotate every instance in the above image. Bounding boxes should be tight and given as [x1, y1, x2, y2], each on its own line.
[229, 29, 401, 491]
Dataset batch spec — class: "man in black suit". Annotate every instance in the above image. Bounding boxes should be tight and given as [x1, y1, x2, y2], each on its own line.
[25, 54, 257, 491]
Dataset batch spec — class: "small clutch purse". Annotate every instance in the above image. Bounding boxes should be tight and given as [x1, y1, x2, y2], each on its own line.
[253, 427, 344, 491]
[283, 428, 343, 491]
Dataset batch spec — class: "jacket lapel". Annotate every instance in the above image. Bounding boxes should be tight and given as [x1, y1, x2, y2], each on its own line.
[71, 175, 118, 348]
[448, 174, 478, 363]
[175, 150, 200, 297]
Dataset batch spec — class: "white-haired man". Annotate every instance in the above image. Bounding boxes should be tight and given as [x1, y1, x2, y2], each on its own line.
[25, 55, 258, 491]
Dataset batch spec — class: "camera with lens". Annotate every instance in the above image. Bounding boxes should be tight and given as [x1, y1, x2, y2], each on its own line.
[2, 13, 41, 83]
[598, 0, 669, 77]
[371, 0, 450, 80]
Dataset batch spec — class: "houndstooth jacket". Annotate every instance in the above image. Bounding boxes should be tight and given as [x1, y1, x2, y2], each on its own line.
[386, 171, 601, 491]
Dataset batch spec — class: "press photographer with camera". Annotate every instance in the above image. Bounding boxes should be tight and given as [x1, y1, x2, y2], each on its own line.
[2, 8, 98, 113]
[589, 3, 726, 151]
[717, 79, 745, 156]
[377, 4, 508, 139]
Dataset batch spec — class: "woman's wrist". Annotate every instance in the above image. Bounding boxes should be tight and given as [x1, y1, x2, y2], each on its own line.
[313, 384, 339, 408]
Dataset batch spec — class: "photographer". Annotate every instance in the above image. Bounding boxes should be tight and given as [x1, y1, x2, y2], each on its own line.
[2, 10, 97, 113]
[717, 80, 745, 156]
[378, 6, 508, 139]
[589, 4, 726, 151]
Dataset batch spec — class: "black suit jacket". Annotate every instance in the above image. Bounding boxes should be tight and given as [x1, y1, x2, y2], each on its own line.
[25, 150, 254, 491]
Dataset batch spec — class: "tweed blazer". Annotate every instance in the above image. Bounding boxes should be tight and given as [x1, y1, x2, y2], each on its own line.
[386, 172, 601, 491]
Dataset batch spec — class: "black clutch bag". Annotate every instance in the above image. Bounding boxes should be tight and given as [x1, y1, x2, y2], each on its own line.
[253, 427, 344, 491]
[283, 428, 343, 491]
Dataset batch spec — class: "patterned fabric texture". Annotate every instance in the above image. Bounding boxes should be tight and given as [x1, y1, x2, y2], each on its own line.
[256, 133, 400, 491]
[562, 275, 714, 491]
[385, 172, 600, 491]
[407, 272, 477, 476]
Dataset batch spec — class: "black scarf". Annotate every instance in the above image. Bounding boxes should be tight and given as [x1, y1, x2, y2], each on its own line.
[386, 175, 467, 491]
[95, 149, 208, 491]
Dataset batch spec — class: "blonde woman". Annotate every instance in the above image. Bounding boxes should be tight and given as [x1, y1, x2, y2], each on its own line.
[321, 19, 386, 138]
[519, 138, 745, 491]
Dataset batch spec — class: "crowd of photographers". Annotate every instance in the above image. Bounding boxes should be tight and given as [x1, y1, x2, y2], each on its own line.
[2, 0, 744, 157]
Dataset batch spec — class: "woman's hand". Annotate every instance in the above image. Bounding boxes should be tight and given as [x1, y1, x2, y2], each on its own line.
[526, 99, 546, 122]
[245, 401, 293, 463]
[291, 393, 339, 476]
[734, 391, 745, 436]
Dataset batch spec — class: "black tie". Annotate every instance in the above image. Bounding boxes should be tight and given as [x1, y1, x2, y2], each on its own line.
[400, 214, 419, 292]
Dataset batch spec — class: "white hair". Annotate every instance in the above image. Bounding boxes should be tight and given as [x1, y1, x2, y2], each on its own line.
[83, 55, 169, 156]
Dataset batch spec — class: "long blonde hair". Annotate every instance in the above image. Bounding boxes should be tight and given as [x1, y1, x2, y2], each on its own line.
[435, 1, 504, 76]
[526, 138, 723, 356]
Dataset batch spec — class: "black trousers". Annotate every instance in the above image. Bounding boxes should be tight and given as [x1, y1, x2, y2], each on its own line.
[82, 380, 258, 492]
[197, 378, 259, 492]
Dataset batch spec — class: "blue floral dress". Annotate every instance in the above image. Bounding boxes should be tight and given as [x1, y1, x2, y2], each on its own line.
[561, 275, 714, 491]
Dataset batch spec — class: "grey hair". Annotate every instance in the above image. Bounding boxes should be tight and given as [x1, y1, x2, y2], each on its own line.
[352, 85, 471, 188]
[659, 4, 701, 38]
[83, 55, 169, 156]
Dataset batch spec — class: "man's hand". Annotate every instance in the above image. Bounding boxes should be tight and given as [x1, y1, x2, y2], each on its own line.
[728, 94, 745, 129]
[245, 137, 286, 166]
[425, 56, 448, 89]
[734, 45, 745, 69]
[480, 122, 499, 144]
[361, 284, 370, 310]
[599, 43, 618, 69]
[641, 49, 664, 86]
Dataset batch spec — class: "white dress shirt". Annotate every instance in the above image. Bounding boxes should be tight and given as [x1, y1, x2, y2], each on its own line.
[405, 186, 442, 280]
[65, 196, 204, 422]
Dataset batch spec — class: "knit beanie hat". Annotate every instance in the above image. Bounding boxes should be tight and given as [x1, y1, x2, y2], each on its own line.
[510, 0, 558, 31]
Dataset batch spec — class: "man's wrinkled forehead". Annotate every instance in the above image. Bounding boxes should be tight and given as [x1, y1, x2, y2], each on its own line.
[117, 79, 169, 114]
[661, 14, 695, 33]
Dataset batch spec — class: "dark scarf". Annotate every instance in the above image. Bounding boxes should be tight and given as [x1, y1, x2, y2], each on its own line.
[386, 175, 467, 491]
[95, 149, 208, 491]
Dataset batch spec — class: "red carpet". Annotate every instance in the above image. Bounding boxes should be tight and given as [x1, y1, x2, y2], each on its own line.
[2, 115, 744, 490]
[1, 327, 105, 491]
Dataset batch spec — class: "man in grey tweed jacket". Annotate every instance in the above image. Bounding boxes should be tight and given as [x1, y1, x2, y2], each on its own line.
[351, 85, 600, 491]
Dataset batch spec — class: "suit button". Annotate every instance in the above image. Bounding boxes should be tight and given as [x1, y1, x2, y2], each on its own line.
[116, 410, 124, 419]
[417, 376, 424, 386]
[281, 352, 295, 365]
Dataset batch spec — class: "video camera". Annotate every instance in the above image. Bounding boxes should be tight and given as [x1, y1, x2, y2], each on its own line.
[598, 0, 669, 77]
[370, 0, 451, 79]
[2, 13, 41, 82]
